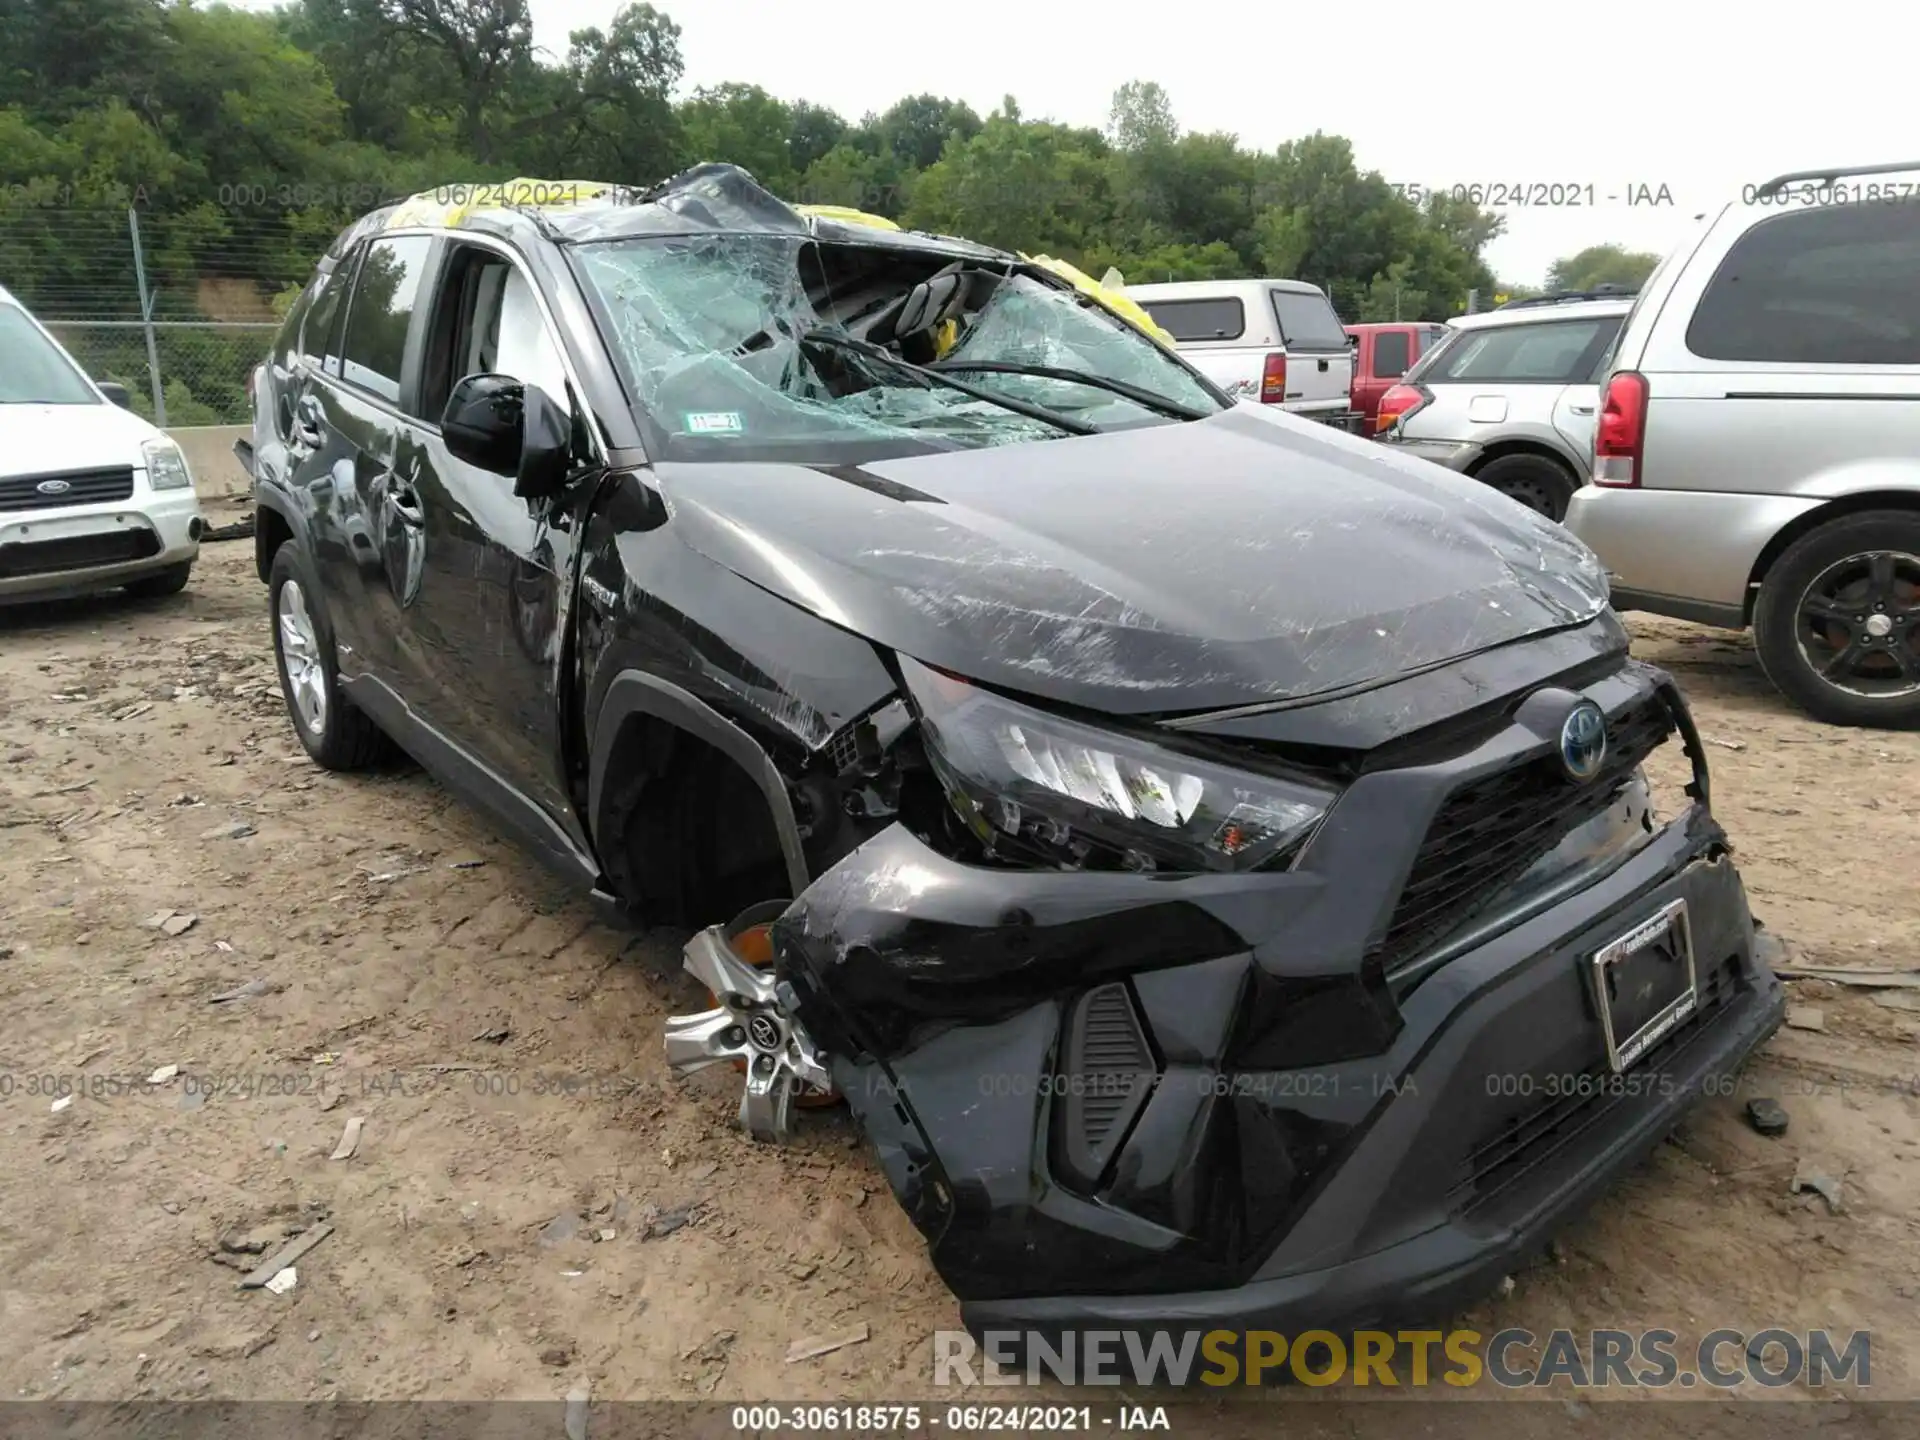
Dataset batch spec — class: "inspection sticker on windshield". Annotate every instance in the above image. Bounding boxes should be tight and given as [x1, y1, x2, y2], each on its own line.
[685, 411, 744, 436]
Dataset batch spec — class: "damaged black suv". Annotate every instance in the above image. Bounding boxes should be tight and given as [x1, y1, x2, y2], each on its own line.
[244, 164, 1783, 1342]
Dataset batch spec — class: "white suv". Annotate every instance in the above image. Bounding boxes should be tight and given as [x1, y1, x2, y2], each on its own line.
[0, 286, 204, 602]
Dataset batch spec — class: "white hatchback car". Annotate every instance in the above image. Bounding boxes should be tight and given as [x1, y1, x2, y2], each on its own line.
[0, 286, 204, 602]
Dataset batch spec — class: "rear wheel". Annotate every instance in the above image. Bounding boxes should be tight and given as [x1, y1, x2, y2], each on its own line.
[1753, 511, 1920, 728]
[1475, 453, 1577, 522]
[269, 543, 396, 768]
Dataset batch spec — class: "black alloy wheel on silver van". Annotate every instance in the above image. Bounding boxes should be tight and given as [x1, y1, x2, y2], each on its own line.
[1754, 511, 1920, 728]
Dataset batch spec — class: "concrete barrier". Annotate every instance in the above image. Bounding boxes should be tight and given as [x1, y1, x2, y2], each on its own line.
[170, 424, 252, 501]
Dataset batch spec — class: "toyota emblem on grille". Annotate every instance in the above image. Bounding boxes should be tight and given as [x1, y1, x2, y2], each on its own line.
[36, 479, 72, 495]
[1559, 700, 1608, 782]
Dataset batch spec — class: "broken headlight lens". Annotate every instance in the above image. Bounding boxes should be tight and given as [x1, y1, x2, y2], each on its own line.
[898, 655, 1334, 873]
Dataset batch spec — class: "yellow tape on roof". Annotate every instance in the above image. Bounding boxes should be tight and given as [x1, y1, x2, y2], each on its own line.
[793, 204, 902, 231]
[1021, 254, 1176, 348]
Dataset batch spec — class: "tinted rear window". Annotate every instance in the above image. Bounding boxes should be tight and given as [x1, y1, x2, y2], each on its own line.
[1270, 289, 1348, 350]
[1373, 330, 1411, 378]
[300, 254, 356, 374]
[340, 235, 433, 403]
[1687, 199, 1920, 364]
[1137, 296, 1245, 341]
[1421, 316, 1621, 385]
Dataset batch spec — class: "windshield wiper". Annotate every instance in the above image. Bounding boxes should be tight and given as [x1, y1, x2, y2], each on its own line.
[794, 328, 1099, 437]
[926, 359, 1216, 422]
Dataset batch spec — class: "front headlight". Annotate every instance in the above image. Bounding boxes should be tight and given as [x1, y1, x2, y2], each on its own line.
[141, 438, 193, 491]
[898, 655, 1334, 874]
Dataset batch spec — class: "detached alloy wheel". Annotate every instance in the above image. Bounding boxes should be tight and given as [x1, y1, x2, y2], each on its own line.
[269, 543, 395, 769]
[663, 902, 839, 1142]
[1754, 512, 1920, 728]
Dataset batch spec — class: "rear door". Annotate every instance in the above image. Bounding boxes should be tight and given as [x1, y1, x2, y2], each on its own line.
[1268, 286, 1353, 411]
[324, 232, 437, 691]
[270, 250, 360, 611]
[1131, 293, 1264, 400]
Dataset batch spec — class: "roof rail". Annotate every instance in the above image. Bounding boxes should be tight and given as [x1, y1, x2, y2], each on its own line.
[1495, 285, 1636, 311]
[1754, 159, 1920, 199]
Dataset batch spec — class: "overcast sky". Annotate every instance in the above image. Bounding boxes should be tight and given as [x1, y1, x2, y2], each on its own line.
[356, 0, 1915, 285]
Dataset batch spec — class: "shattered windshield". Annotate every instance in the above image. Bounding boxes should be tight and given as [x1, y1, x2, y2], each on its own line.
[569, 233, 1227, 462]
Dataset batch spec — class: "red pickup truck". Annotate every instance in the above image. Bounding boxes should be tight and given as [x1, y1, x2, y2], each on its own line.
[1346, 322, 1449, 428]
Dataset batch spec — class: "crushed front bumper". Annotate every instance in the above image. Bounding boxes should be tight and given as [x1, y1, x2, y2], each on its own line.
[772, 666, 1783, 1338]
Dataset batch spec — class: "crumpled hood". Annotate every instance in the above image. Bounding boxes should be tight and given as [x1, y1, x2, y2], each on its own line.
[0, 402, 165, 480]
[651, 404, 1610, 717]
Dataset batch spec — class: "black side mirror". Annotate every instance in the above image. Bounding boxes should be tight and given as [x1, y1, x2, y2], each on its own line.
[441, 374, 572, 499]
[515, 382, 571, 500]
[98, 381, 132, 409]
[1347, 333, 1360, 347]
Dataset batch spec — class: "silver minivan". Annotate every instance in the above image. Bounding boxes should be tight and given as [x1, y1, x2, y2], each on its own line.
[1566, 160, 1920, 727]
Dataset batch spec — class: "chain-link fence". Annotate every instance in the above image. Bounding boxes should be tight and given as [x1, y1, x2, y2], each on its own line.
[42, 320, 278, 425]
[1, 205, 306, 425]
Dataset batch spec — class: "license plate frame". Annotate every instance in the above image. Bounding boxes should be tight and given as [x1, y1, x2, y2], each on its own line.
[1590, 897, 1698, 1073]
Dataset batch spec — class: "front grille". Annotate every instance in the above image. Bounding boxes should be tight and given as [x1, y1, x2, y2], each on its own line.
[1375, 695, 1674, 970]
[0, 466, 136, 513]
[0, 529, 159, 579]
[1452, 952, 1745, 1217]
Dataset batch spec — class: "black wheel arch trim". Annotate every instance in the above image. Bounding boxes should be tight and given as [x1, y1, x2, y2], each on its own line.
[253, 480, 309, 585]
[588, 669, 811, 902]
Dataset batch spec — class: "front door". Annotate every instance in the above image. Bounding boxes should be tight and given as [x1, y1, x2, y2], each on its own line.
[392, 242, 594, 840]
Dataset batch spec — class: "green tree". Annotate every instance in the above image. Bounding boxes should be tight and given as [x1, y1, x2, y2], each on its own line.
[872, 93, 981, 171]
[678, 82, 795, 194]
[786, 100, 847, 174]
[1545, 244, 1660, 292]
[794, 142, 903, 213]
[0, 0, 164, 122]
[545, 4, 684, 180]
[903, 113, 1113, 258]
[1107, 80, 1177, 153]
[368, 0, 535, 159]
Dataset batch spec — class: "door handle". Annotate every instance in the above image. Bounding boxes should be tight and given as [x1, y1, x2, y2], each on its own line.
[1569, 404, 1595, 416]
[292, 395, 326, 448]
[387, 479, 425, 527]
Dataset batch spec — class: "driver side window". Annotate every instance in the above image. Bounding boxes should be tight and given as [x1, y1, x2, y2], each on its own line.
[416, 244, 574, 425]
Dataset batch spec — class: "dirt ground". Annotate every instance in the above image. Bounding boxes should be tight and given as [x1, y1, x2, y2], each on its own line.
[2, 531, 1917, 1428]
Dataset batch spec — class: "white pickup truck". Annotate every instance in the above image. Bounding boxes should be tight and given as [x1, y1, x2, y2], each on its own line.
[1127, 278, 1360, 429]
